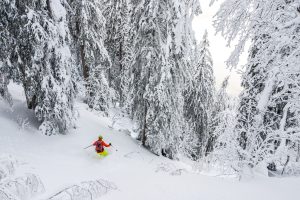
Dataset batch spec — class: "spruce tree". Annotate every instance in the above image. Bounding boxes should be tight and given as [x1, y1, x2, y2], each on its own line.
[3, 0, 78, 135]
[102, 0, 132, 105]
[205, 76, 230, 156]
[127, 0, 202, 158]
[184, 30, 215, 159]
[69, 0, 112, 111]
[214, 0, 300, 173]
[0, 0, 15, 105]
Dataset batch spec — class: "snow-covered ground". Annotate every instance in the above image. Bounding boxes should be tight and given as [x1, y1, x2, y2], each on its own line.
[1, 83, 300, 200]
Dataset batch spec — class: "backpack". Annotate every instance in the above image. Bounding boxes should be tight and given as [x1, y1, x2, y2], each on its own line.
[97, 141, 104, 152]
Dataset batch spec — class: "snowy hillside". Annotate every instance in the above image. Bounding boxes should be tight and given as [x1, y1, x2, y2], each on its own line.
[0, 83, 299, 200]
[1, 0, 300, 199]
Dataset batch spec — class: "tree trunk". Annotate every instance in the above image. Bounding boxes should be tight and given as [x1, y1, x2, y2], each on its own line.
[296, 144, 300, 162]
[80, 44, 88, 80]
[18, 63, 37, 109]
[281, 155, 290, 175]
[119, 41, 124, 105]
[141, 101, 148, 146]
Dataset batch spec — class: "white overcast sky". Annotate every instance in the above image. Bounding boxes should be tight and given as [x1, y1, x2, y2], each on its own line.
[192, 0, 248, 96]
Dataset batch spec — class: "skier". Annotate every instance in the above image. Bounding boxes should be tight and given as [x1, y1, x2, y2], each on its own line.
[93, 135, 111, 157]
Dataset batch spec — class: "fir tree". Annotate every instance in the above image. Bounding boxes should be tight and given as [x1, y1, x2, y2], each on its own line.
[102, 0, 132, 104]
[3, 0, 78, 135]
[184, 30, 215, 159]
[127, 0, 202, 158]
[0, 0, 15, 105]
[69, 0, 112, 111]
[205, 76, 230, 156]
[214, 0, 300, 173]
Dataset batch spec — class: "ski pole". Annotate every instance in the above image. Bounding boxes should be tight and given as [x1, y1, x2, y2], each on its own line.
[110, 144, 118, 152]
[84, 145, 93, 149]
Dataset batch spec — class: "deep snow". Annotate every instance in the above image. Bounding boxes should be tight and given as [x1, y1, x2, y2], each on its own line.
[1, 83, 300, 200]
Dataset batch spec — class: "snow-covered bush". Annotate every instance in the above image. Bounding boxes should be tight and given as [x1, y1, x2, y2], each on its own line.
[16, 115, 30, 130]
[0, 155, 44, 200]
[0, 155, 17, 181]
[0, 173, 45, 200]
[155, 162, 187, 176]
[282, 162, 300, 176]
[207, 98, 242, 174]
[48, 179, 117, 200]
[0, 74, 12, 107]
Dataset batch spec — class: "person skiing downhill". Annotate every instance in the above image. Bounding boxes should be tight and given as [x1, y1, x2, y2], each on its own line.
[93, 135, 111, 157]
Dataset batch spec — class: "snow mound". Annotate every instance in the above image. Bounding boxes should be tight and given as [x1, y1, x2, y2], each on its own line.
[47, 179, 117, 200]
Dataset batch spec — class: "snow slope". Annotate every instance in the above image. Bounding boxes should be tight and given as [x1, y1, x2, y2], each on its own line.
[1, 83, 300, 200]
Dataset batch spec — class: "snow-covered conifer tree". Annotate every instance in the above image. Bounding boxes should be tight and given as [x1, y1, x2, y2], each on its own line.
[0, 0, 15, 105]
[129, 0, 173, 156]
[209, 97, 240, 172]
[214, 0, 300, 173]
[69, 0, 112, 111]
[183, 30, 215, 159]
[101, 0, 131, 103]
[127, 0, 202, 158]
[205, 76, 230, 155]
[4, 0, 78, 135]
[32, 0, 77, 135]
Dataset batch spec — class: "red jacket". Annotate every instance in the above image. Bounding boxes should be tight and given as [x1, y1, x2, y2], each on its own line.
[93, 140, 110, 153]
